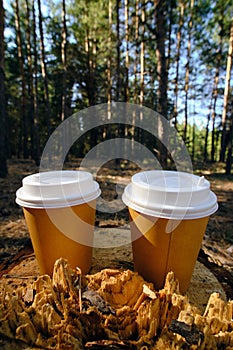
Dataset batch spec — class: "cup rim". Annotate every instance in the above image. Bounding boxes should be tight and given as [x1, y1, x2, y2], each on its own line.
[16, 170, 101, 209]
[122, 170, 218, 220]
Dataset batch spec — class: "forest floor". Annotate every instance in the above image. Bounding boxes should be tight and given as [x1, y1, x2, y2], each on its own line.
[0, 158, 233, 299]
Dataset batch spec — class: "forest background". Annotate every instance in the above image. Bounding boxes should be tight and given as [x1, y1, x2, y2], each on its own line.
[0, 0, 233, 176]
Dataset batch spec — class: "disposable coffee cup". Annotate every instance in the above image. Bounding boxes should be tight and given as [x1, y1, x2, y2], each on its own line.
[16, 170, 101, 276]
[122, 170, 218, 293]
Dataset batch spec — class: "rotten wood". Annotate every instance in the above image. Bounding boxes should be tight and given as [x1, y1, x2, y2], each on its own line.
[84, 340, 136, 349]
[82, 289, 115, 315]
[169, 319, 204, 346]
[198, 248, 233, 300]
[0, 244, 34, 277]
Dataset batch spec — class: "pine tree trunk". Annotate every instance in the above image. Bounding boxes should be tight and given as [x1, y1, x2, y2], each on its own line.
[220, 18, 233, 166]
[15, 0, 28, 158]
[210, 64, 221, 162]
[85, 8, 96, 107]
[32, 0, 40, 165]
[38, 0, 51, 136]
[209, 4, 225, 163]
[133, 0, 139, 105]
[0, 0, 7, 177]
[25, 0, 39, 165]
[84, 8, 97, 148]
[116, 0, 121, 101]
[205, 5, 222, 163]
[124, 0, 129, 102]
[107, 0, 112, 120]
[204, 100, 211, 162]
[140, 0, 145, 109]
[25, 0, 33, 151]
[192, 116, 195, 160]
[131, 0, 139, 155]
[154, 0, 168, 168]
[61, 0, 67, 121]
[166, 1, 173, 82]
[183, 0, 194, 144]
[173, 1, 184, 130]
[225, 19, 233, 174]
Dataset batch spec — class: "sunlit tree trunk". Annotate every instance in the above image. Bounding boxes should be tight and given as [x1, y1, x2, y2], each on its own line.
[61, 0, 67, 121]
[225, 19, 233, 174]
[173, 1, 184, 130]
[209, 4, 224, 163]
[166, 0, 173, 81]
[0, 0, 7, 177]
[124, 0, 129, 102]
[140, 0, 145, 109]
[192, 116, 195, 161]
[107, 0, 112, 120]
[220, 18, 233, 165]
[25, 0, 39, 165]
[204, 99, 212, 162]
[116, 0, 121, 101]
[133, 0, 139, 105]
[84, 29, 90, 103]
[131, 0, 139, 155]
[38, 0, 51, 136]
[211, 64, 221, 162]
[205, 3, 225, 162]
[154, 0, 168, 168]
[183, 0, 194, 144]
[32, 0, 40, 164]
[25, 0, 33, 152]
[204, 60, 221, 163]
[15, 0, 28, 158]
[85, 7, 97, 107]
[84, 5, 98, 149]
[114, 0, 121, 169]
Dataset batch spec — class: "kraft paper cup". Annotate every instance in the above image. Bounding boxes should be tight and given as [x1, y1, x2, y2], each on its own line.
[16, 171, 101, 276]
[122, 170, 218, 293]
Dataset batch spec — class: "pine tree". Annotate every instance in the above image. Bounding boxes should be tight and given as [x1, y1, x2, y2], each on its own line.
[0, 0, 7, 177]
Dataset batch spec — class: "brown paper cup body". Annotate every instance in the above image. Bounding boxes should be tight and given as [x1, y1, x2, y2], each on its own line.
[23, 200, 96, 276]
[129, 207, 209, 293]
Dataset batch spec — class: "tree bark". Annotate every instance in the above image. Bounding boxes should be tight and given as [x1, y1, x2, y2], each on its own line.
[25, 0, 39, 165]
[0, 0, 7, 177]
[25, 0, 33, 149]
[32, 0, 40, 165]
[173, 1, 184, 130]
[166, 0, 173, 83]
[208, 3, 224, 163]
[84, 4, 96, 107]
[140, 0, 145, 109]
[204, 99, 211, 162]
[114, 0, 121, 169]
[107, 0, 112, 120]
[210, 64, 221, 163]
[131, 0, 139, 155]
[220, 18, 233, 166]
[61, 0, 67, 121]
[124, 0, 129, 102]
[154, 0, 168, 168]
[225, 19, 233, 174]
[133, 0, 139, 105]
[116, 0, 121, 101]
[183, 0, 194, 144]
[15, 0, 28, 158]
[38, 0, 51, 136]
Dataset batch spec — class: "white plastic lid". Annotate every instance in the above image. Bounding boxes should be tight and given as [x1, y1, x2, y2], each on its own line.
[122, 170, 218, 219]
[16, 170, 101, 208]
